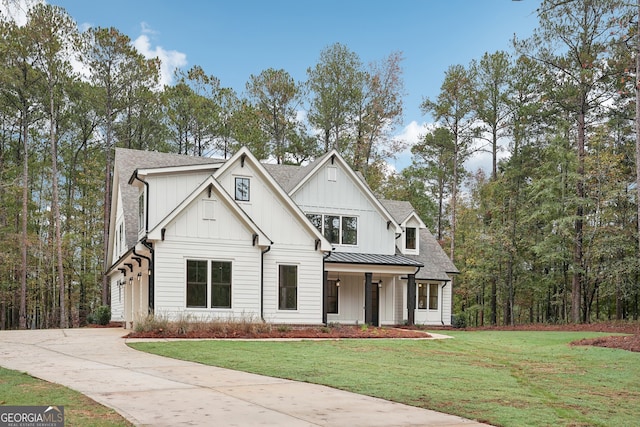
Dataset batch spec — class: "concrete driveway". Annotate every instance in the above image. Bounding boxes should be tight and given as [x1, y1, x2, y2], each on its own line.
[0, 328, 490, 426]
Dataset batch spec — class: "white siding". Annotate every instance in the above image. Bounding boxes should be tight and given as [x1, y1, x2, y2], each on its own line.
[152, 190, 262, 320]
[145, 171, 213, 233]
[292, 162, 396, 254]
[217, 162, 319, 249]
[110, 274, 125, 322]
[262, 247, 324, 324]
[112, 189, 125, 264]
[326, 275, 364, 324]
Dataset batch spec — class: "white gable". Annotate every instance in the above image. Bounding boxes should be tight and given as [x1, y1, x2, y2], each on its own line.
[291, 159, 397, 254]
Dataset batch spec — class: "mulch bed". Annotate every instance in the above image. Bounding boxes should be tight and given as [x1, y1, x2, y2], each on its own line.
[449, 322, 640, 353]
[125, 325, 431, 340]
[123, 321, 640, 352]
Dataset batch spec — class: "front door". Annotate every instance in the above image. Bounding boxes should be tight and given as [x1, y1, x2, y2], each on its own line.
[371, 284, 379, 326]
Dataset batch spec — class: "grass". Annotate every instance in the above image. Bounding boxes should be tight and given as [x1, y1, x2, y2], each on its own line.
[0, 367, 133, 427]
[129, 331, 640, 427]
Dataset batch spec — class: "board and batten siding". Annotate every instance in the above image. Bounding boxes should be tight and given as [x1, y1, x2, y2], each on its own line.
[144, 171, 214, 234]
[326, 275, 364, 324]
[216, 162, 319, 249]
[292, 162, 396, 254]
[152, 192, 262, 321]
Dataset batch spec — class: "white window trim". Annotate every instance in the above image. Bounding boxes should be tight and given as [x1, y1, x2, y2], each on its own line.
[185, 258, 234, 310]
[277, 263, 299, 312]
[417, 282, 440, 311]
[307, 213, 359, 247]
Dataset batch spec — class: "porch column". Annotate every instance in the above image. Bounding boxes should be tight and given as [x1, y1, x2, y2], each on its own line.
[407, 274, 416, 326]
[322, 270, 328, 324]
[364, 272, 373, 325]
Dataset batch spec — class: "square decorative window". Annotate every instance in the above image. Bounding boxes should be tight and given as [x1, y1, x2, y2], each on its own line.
[406, 227, 416, 250]
[279, 265, 297, 310]
[417, 283, 427, 309]
[186, 260, 207, 308]
[211, 261, 232, 308]
[429, 284, 439, 310]
[341, 216, 357, 245]
[327, 279, 338, 314]
[235, 177, 250, 201]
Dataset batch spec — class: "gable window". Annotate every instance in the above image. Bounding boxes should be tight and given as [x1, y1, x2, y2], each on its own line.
[186, 259, 232, 309]
[307, 214, 358, 246]
[138, 192, 145, 232]
[235, 177, 250, 201]
[406, 227, 417, 250]
[417, 283, 439, 310]
[279, 265, 297, 310]
[211, 261, 232, 308]
[327, 280, 338, 314]
[186, 260, 208, 308]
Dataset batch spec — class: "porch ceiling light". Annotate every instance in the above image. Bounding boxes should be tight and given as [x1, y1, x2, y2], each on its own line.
[137, 272, 142, 281]
[336, 277, 341, 286]
[129, 277, 133, 285]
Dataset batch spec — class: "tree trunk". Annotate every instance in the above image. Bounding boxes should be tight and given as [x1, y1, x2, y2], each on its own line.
[572, 111, 586, 323]
[20, 106, 28, 330]
[49, 89, 66, 328]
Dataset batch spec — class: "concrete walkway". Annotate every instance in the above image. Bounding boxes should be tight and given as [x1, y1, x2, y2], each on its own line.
[0, 328, 490, 426]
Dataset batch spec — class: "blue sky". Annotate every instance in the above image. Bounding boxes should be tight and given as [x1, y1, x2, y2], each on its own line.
[8, 0, 543, 171]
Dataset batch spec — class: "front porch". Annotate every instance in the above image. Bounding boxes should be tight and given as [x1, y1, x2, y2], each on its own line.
[323, 252, 423, 326]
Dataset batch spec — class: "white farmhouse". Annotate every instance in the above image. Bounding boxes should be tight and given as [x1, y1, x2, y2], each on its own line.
[106, 147, 458, 328]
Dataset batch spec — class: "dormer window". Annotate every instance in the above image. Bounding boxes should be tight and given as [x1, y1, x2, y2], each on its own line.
[235, 177, 250, 201]
[406, 227, 416, 250]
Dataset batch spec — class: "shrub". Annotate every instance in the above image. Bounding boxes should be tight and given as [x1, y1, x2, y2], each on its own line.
[452, 313, 467, 329]
[91, 306, 111, 326]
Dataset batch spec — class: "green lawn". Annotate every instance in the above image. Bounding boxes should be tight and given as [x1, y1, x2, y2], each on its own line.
[0, 367, 133, 427]
[130, 331, 640, 427]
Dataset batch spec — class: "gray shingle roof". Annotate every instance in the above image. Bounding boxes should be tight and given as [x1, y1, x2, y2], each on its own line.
[114, 148, 222, 249]
[379, 199, 458, 281]
[380, 199, 415, 224]
[325, 252, 423, 267]
[406, 228, 459, 280]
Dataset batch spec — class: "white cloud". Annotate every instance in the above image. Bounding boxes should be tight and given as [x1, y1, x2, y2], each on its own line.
[132, 28, 187, 87]
[386, 120, 433, 172]
[0, 0, 41, 26]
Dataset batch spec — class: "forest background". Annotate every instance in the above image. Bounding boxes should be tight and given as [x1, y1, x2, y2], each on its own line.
[1, 0, 639, 329]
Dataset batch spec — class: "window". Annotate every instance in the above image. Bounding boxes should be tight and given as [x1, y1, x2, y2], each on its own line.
[235, 177, 250, 201]
[418, 284, 427, 309]
[429, 284, 439, 310]
[327, 280, 338, 314]
[307, 214, 358, 246]
[186, 260, 232, 309]
[186, 260, 207, 308]
[279, 265, 297, 310]
[406, 227, 416, 250]
[138, 192, 145, 232]
[417, 283, 439, 310]
[211, 261, 232, 308]
[307, 214, 322, 231]
[324, 215, 340, 244]
[342, 216, 357, 245]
